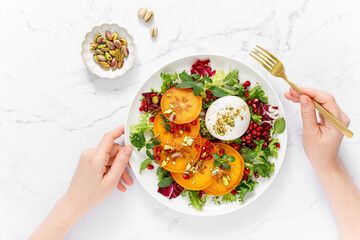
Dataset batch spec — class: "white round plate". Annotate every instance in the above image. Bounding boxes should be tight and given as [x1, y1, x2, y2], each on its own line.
[125, 54, 287, 216]
[81, 23, 136, 79]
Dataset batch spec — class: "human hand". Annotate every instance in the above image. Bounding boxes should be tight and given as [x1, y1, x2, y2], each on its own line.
[284, 87, 350, 171]
[64, 125, 133, 214]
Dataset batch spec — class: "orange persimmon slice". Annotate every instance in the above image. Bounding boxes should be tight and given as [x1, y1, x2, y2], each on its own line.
[171, 138, 219, 190]
[153, 135, 202, 173]
[160, 87, 202, 124]
[204, 143, 244, 196]
[153, 112, 200, 150]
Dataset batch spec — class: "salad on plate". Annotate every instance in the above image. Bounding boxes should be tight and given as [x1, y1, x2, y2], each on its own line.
[129, 59, 286, 210]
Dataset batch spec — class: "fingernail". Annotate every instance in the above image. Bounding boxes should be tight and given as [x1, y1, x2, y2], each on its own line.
[300, 96, 308, 107]
[124, 145, 133, 156]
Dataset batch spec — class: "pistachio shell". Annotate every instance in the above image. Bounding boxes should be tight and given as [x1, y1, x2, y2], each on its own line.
[137, 7, 148, 19]
[93, 34, 101, 43]
[105, 52, 112, 61]
[101, 47, 110, 52]
[99, 62, 110, 69]
[94, 49, 104, 55]
[105, 31, 112, 40]
[96, 37, 106, 44]
[121, 45, 129, 58]
[117, 60, 124, 69]
[114, 39, 122, 49]
[97, 44, 106, 49]
[221, 175, 230, 187]
[106, 41, 115, 50]
[150, 25, 158, 38]
[96, 55, 106, 62]
[111, 32, 118, 41]
[119, 37, 127, 45]
[144, 10, 154, 22]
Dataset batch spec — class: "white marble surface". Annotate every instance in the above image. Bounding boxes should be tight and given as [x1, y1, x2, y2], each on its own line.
[1, 0, 360, 239]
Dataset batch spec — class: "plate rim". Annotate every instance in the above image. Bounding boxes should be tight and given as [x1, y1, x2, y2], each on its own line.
[125, 53, 288, 216]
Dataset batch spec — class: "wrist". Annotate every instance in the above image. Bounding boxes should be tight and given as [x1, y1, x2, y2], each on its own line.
[311, 155, 344, 176]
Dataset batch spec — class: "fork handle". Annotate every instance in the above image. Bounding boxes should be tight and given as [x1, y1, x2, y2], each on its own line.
[282, 75, 353, 138]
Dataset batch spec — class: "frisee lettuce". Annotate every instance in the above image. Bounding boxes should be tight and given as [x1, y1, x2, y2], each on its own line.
[130, 112, 154, 135]
[160, 73, 178, 94]
[182, 191, 206, 210]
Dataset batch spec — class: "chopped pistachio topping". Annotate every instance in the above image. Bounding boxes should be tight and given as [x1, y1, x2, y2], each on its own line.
[163, 109, 173, 114]
[213, 107, 241, 136]
[182, 136, 195, 146]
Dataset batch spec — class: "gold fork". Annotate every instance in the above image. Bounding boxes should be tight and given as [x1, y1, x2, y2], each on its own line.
[250, 45, 353, 138]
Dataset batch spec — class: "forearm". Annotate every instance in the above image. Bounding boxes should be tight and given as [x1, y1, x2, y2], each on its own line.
[314, 158, 360, 240]
[29, 195, 85, 240]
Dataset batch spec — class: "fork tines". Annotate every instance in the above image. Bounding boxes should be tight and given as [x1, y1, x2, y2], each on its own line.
[250, 45, 279, 71]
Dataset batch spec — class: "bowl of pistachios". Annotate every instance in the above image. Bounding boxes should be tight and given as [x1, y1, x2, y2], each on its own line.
[81, 23, 136, 78]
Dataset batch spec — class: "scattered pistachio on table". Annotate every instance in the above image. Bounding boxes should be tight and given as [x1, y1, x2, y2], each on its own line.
[137, 7, 148, 19]
[144, 10, 154, 23]
[90, 31, 129, 70]
[150, 25, 158, 38]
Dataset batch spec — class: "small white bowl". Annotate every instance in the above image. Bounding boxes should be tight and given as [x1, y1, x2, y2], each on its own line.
[81, 23, 136, 79]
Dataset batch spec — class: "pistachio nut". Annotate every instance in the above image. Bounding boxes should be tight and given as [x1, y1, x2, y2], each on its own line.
[93, 54, 98, 63]
[152, 96, 159, 104]
[113, 39, 122, 49]
[150, 25, 158, 38]
[90, 42, 98, 50]
[96, 55, 106, 62]
[101, 47, 110, 52]
[99, 62, 110, 69]
[119, 37, 127, 45]
[109, 50, 115, 56]
[111, 32, 118, 41]
[105, 52, 112, 61]
[221, 175, 230, 187]
[97, 44, 106, 49]
[93, 34, 101, 43]
[121, 45, 129, 58]
[114, 49, 123, 62]
[94, 49, 104, 55]
[96, 37, 106, 44]
[105, 31, 112, 40]
[137, 7, 148, 19]
[117, 60, 124, 69]
[110, 58, 117, 70]
[144, 10, 154, 22]
[106, 41, 115, 50]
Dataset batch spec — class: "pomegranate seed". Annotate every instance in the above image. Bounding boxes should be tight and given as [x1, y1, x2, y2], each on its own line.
[255, 174, 259, 178]
[244, 91, 249, 98]
[253, 123, 258, 128]
[247, 100, 252, 105]
[143, 107, 148, 112]
[252, 130, 257, 135]
[191, 120, 197, 125]
[154, 155, 160, 161]
[275, 143, 281, 149]
[156, 147, 162, 154]
[262, 144, 268, 148]
[243, 81, 251, 88]
[177, 184, 183, 190]
[253, 98, 259, 104]
[205, 98, 210, 103]
[231, 190, 237, 195]
[213, 97, 217, 100]
[209, 144, 214, 151]
[245, 135, 252, 140]
[202, 146, 206, 152]
[234, 145, 240, 150]
[158, 95, 162, 99]
[150, 93, 157, 98]
[252, 108, 257, 114]
[186, 126, 191, 132]
[149, 117, 155, 122]
[170, 128, 175, 134]
[219, 149, 225, 156]
[206, 154, 212, 160]
[257, 132, 261, 137]
[242, 142, 246, 146]
[231, 142, 236, 147]
[245, 167, 249, 171]
[207, 94, 212, 98]
[183, 173, 190, 179]
[251, 103, 257, 108]
[244, 168, 250, 175]
[139, 106, 144, 112]
[244, 175, 248, 181]
[165, 149, 173, 154]
[205, 148, 210, 153]
[220, 166, 225, 170]
[256, 126, 262, 131]
[241, 136, 246, 141]
[195, 144, 200, 150]
[206, 90, 211, 95]
[141, 101, 146, 106]
[205, 140, 211, 147]
[174, 125, 179, 130]
[147, 164, 154, 170]
[256, 137, 260, 140]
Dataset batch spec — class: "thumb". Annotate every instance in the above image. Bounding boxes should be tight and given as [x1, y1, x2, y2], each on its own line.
[300, 95, 318, 131]
[106, 145, 133, 183]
